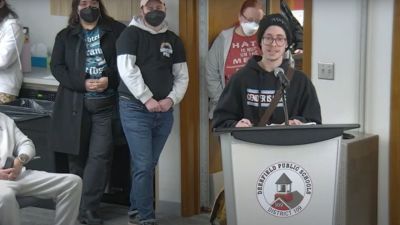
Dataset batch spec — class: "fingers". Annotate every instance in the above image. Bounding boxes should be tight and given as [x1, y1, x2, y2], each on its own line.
[0, 168, 15, 180]
[235, 119, 252, 127]
[8, 173, 17, 181]
[85, 79, 97, 91]
[158, 98, 173, 112]
[288, 119, 303, 125]
[85, 79, 108, 92]
[145, 98, 161, 112]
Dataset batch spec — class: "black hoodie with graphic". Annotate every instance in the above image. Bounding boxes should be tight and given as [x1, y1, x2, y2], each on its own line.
[212, 55, 321, 128]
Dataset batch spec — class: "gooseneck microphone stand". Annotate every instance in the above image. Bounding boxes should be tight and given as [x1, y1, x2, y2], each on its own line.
[282, 88, 289, 126]
[277, 72, 290, 126]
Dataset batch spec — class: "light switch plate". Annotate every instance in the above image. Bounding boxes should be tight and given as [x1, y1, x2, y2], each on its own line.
[318, 62, 335, 80]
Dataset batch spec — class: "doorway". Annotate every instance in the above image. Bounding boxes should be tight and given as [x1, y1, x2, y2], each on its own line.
[390, 0, 400, 224]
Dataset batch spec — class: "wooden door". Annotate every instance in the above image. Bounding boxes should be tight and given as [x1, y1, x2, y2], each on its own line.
[209, 1, 242, 44]
[179, 0, 200, 217]
[390, 0, 400, 224]
[207, 0, 244, 174]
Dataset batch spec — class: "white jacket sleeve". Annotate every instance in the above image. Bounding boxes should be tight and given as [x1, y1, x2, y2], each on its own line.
[167, 62, 189, 105]
[117, 54, 153, 104]
[0, 20, 23, 70]
[13, 123, 35, 161]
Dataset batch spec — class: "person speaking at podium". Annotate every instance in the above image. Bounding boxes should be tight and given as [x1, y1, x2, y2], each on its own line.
[212, 13, 321, 129]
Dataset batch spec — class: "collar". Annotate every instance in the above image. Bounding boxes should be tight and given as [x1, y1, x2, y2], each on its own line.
[70, 19, 113, 36]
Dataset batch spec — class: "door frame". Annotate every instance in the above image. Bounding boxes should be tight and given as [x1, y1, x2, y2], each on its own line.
[179, 0, 200, 217]
[390, 0, 400, 224]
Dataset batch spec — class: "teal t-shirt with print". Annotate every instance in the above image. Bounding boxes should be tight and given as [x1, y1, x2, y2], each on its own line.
[84, 27, 114, 98]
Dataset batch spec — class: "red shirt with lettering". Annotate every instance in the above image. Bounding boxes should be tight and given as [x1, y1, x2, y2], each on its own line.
[224, 29, 261, 84]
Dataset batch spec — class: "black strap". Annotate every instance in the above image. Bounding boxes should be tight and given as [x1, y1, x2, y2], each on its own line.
[257, 67, 294, 127]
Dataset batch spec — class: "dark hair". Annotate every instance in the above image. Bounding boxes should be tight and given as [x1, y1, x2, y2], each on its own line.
[0, 0, 19, 24]
[239, 0, 263, 16]
[68, 0, 114, 27]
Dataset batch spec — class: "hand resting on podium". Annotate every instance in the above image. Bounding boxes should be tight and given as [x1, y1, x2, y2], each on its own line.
[235, 118, 253, 127]
[268, 119, 317, 126]
[235, 119, 317, 128]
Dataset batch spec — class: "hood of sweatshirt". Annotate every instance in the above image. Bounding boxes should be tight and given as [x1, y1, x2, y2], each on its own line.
[129, 15, 168, 34]
[245, 55, 291, 76]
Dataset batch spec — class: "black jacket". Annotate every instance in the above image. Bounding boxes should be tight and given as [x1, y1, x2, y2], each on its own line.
[212, 56, 321, 128]
[49, 19, 126, 155]
[281, 0, 303, 50]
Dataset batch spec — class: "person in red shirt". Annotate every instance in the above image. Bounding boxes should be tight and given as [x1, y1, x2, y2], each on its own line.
[206, 0, 265, 119]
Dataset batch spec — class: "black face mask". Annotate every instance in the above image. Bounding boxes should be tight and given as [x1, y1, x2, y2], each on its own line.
[144, 10, 166, 27]
[79, 6, 100, 23]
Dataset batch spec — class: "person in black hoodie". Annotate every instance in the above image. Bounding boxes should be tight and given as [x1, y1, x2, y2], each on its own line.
[50, 0, 126, 224]
[212, 13, 321, 129]
[116, 0, 189, 224]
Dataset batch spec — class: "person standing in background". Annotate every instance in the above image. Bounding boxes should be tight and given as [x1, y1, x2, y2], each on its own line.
[0, 0, 23, 104]
[206, 0, 265, 119]
[116, 0, 189, 224]
[280, 0, 303, 55]
[49, 0, 126, 224]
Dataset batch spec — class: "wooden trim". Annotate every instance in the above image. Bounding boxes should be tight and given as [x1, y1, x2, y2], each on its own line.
[269, 0, 281, 13]
[179, 0, 200, 217]
[390, 0, 400, 224]
[302, 0, 312, 76]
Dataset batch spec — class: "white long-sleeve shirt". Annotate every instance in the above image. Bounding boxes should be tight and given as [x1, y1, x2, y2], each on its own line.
[0, 16, 24, 96]
[0, 112, 35, 168]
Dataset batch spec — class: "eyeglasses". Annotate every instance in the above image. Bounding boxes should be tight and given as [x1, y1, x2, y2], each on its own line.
[262, 36, 287, 47]
[241, 14, 260, 24]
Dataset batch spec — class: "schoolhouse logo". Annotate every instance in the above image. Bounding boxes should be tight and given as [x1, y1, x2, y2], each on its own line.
[256, 162, 313, 218]
[160, 42, 173, 57]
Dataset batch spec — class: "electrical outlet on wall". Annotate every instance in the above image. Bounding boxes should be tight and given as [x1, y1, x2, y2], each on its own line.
[318, 62, 335, 80]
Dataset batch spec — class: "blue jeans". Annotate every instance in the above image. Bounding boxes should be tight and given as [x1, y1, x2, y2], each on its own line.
[119, 97, 173, 221]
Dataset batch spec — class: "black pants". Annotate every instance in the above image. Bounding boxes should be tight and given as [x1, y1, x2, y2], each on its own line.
[69, 96, 115, 212]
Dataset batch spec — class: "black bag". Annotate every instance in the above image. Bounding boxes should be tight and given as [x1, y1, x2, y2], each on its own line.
[210, 189, 226, 225]
[3, 156, 14, 169]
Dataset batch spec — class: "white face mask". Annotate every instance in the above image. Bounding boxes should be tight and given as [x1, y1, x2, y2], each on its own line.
[240, 21, 259, 36]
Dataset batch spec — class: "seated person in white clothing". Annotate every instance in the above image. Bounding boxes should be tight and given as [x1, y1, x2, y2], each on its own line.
[0, 112, 82, 225]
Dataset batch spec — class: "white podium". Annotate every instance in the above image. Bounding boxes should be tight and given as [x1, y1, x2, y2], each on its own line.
[215, 124, 359, 225]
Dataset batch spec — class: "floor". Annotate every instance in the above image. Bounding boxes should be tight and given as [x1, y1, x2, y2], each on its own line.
[20, 202, 210, 225]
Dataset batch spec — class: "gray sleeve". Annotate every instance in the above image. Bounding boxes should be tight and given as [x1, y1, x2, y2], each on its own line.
[206, 33, 225, 119]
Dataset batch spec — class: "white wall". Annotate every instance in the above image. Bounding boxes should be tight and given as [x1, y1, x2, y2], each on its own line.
[157, 0, 182, 204]
[312, 0, 364, 124]
[8, 0, 68, 55]
[10, 0, 182, 204]
[312, 1, 392, 225]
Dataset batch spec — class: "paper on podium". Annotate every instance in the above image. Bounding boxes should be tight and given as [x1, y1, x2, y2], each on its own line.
[267, 122, 317, 126]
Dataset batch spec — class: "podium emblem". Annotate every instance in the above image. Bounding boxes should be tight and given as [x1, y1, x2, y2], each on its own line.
[256, 162, 313, 217]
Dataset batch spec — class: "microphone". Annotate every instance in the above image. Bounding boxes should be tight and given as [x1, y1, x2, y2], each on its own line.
[274, 67, 290, 89]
